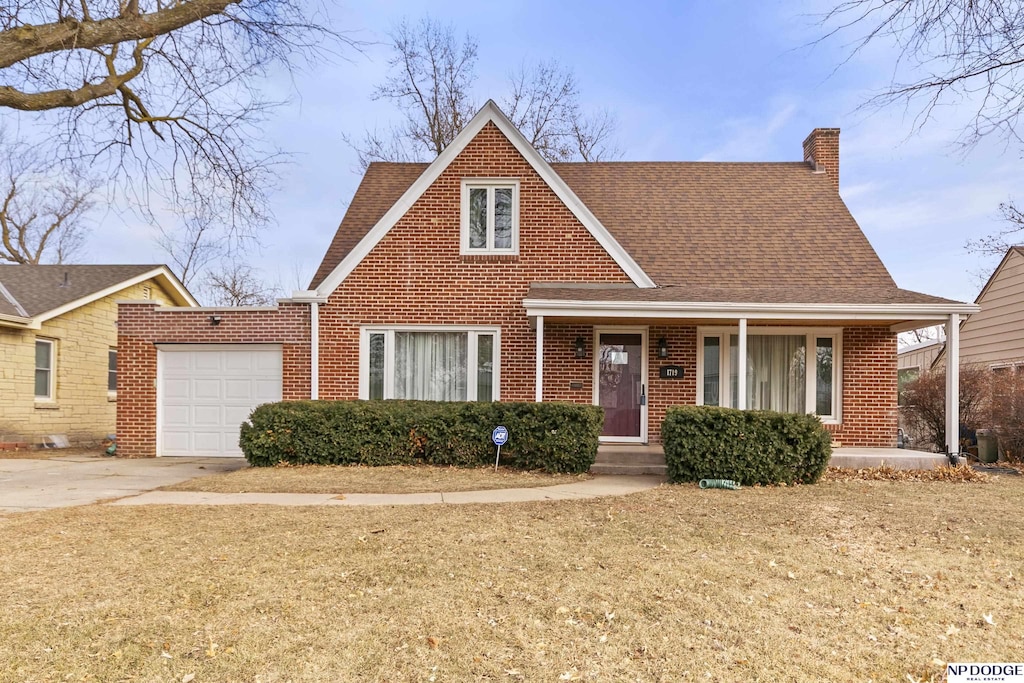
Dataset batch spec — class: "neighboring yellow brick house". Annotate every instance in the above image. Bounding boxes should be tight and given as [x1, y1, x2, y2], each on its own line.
[0, 265, 196, 447]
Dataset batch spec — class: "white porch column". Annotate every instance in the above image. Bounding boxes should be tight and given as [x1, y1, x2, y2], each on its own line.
[535, 315, 544, 402]
[310, 301, 320, 399]
[945, 313, 960, 455]
[737, 318, 748, 410]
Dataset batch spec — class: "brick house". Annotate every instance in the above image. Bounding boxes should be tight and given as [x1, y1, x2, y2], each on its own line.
[0, 264, 195, 447]
[117, 101, 976, 458]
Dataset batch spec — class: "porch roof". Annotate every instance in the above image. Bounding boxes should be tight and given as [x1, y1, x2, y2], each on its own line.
[523, 283, 978, 328]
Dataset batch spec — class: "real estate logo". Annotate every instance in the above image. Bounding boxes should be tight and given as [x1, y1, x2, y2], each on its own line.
[946, 663, 1024, 682]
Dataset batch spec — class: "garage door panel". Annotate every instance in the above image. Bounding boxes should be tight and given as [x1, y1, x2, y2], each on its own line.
[162, 431, 190, 453]
[163, 379, 191, 400]
[194, 353, 222, 371]
[225, 379, 252, 399]
[192, 405, 223, 426]
[225, 353, 255, 371]
[163, 353, 191, 372]
[255, 352, 282, 371]
[163, 405, 190, 426]
[224, 406, 253, 425]
[192, 431, 224, 453]
[254, 379, 281, 401]
[193, 379, 222, 400]
[158, 346, 282, 457]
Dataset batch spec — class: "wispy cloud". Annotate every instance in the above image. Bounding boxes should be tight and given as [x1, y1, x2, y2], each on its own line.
[698, 100, 800, 161]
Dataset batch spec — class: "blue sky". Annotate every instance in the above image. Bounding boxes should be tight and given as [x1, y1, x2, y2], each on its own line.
[86, 0, 1021, 303]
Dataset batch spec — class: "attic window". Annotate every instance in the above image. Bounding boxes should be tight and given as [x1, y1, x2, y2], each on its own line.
[461, 180, 519, 255]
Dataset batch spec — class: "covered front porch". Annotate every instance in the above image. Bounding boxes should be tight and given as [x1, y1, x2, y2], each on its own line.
[525, 284, 978, 456]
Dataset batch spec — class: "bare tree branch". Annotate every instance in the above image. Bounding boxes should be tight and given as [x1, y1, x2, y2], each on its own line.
[1, 0, 359, 236]
[820, 1, 1024, 150]
[348, 16, 619, 169]
[0, 134, 97, 263]
[820, 2, 1024, 263]
[202, 258, 275, 305]
[965, 201, 1024, 257]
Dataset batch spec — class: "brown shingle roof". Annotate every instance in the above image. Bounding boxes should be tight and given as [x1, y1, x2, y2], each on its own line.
[308, 159, 940, 305]
[525, 284, 957, 305]
[0, 264, 163, 317]
[549, 161, 894, 290]
[309, 163, 427, 289]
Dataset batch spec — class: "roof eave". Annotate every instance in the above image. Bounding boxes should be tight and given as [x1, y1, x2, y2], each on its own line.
[524, 297, 980, 322]
[0, 313, 37, 329]
[33, 266, 197, 324]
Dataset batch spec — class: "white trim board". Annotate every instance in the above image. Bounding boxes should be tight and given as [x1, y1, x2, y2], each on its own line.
[315, 100, 655, 296]
[524, 298, 979, 322]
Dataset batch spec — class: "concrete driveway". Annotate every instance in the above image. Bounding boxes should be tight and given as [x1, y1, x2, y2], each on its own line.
[0, 454, 247, 514]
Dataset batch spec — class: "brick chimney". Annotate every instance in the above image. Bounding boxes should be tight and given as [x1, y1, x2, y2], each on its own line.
[802, 128, 840, 191]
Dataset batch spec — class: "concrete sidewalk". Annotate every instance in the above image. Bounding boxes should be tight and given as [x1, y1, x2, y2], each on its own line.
[0, 455, 246, 513]
[108, 475, 665, 508]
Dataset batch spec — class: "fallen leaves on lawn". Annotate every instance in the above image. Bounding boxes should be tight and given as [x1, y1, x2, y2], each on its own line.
[825, 465, 990, 482]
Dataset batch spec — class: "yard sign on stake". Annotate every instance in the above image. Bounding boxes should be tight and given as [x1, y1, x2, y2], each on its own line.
[492, 425, 509, 472]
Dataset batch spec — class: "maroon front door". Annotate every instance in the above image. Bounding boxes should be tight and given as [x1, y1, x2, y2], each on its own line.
[597, 332, 644, 440]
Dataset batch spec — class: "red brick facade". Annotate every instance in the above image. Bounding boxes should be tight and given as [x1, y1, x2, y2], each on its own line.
[115, 302, 311, 457]
[115, 121, 902, 456]
[825, 326, 899, 447]
[317, 122, 633, 403]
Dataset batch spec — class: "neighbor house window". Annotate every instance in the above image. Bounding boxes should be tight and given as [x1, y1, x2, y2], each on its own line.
[461, 180, 519, 254]
[897, 366, 919, 406]
[361, 328, 499, 401]
[35, 339, 54, 400]
[698, 328, 841, 422]
[108, 348, 117, 394]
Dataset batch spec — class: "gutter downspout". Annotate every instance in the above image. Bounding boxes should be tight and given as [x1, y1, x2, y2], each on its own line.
[284, 290, 328, 401]
[310, 301, 320, 400]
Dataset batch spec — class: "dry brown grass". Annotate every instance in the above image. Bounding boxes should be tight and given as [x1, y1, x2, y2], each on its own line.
[161, 463, 591, 494]
[1, 478, 1022, 682]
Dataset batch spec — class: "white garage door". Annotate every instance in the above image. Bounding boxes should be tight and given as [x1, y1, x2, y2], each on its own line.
[158, 345, 283, 457]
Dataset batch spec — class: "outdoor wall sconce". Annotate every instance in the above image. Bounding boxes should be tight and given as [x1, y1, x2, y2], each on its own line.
[658, 337, 669, 359]
[209, 315, 222, 326]
[574, 336, 587, 358]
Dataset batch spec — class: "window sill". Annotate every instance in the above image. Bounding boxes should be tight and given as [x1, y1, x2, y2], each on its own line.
[460, 254, 519, 263]
[34, 401, 59, 410]
[107, 393, 117, 402]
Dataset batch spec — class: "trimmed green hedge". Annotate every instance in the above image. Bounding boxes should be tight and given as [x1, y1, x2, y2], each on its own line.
[239, 400, 604, 473]
[662, 406, 832, 485]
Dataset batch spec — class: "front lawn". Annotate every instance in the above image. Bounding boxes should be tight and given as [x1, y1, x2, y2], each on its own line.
[1, 478, 1021, 681]
[161, 464, 592, 494]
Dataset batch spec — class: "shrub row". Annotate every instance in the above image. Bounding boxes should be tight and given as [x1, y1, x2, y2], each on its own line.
[239, 399, 604, 473]
[662, 406, 832, 485]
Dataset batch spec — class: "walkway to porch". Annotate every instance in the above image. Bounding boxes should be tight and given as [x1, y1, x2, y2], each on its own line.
[591, 444, 949, 476]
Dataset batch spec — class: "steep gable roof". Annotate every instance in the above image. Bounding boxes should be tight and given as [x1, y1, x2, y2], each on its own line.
[310, 158, 950, 304]
[0, 264, 196, 323]
[310, 163, 425, 289]
[311, 101, 655, 294]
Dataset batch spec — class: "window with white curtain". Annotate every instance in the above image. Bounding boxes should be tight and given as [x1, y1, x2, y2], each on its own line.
[361, 328, 498, 401]
[698, 328, 840, 422]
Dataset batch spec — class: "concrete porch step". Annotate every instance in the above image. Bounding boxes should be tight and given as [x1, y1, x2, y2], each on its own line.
[592, 444, 667, 476]
[590, 462, 668, 476]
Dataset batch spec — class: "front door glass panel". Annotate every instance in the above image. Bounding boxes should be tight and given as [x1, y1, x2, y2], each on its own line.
[598, 333, 643, 438]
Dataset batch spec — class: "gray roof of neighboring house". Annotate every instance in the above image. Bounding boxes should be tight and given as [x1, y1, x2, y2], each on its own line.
[0, 264, 166, 317]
